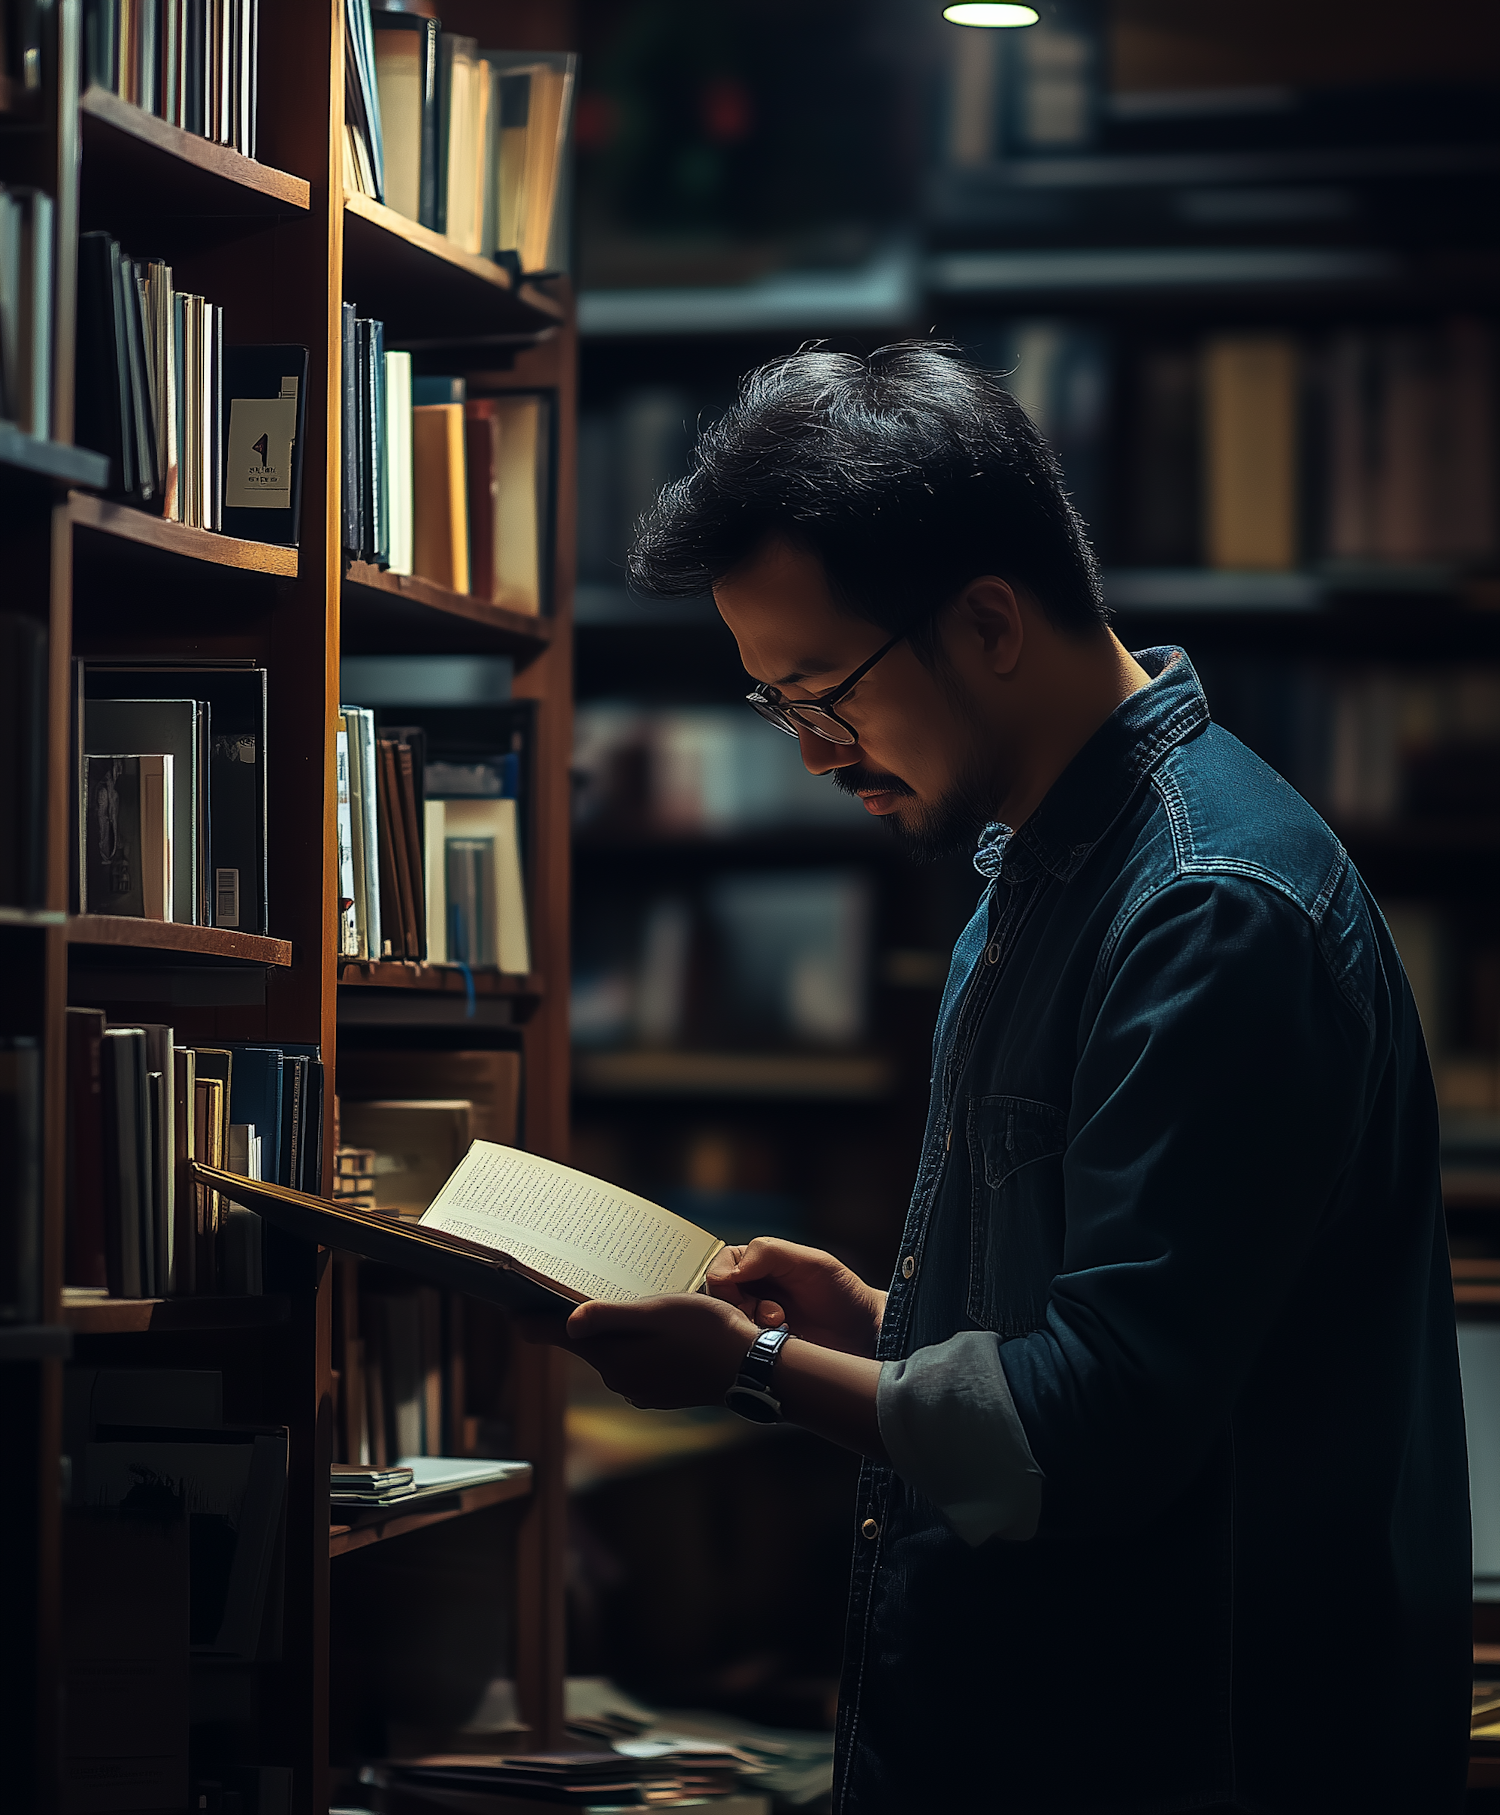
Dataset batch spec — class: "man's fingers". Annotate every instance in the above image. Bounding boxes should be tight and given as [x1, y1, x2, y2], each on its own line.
[754, 1299, 787, 1329]
[567, 1299, 652, 1340]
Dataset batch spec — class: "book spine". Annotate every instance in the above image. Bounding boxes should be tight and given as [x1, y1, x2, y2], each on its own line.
[0, 1040, 42, 1322]
[335, 720, 358, 956]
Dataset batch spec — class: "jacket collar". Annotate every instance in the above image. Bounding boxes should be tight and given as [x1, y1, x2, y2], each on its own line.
[974, 646, 1209, 884]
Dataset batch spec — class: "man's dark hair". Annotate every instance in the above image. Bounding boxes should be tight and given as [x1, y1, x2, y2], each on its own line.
[628, 340, 1106, 654]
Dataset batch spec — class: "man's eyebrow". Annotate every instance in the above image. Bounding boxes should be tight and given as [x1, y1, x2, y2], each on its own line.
[773, 659, 838, 687]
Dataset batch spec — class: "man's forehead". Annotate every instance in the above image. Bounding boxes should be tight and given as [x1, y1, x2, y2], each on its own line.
[713, 540, 866, 680]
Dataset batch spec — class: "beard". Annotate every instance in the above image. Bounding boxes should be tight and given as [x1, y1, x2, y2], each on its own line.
[830, 749, 1002, 862]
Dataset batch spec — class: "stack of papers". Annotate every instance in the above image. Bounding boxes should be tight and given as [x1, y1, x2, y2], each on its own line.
[330, 1455, 531, 1510]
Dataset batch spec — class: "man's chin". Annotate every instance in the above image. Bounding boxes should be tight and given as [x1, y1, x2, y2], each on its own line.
[881, 797, 985, 863]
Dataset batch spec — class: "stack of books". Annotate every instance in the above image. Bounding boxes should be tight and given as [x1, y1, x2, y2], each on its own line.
[63, 1019, 324, 1299]
[329, 1456, 531, 1509]
[76, 237, 308, 535]
[76, 663, 269, 933]
[381, 1747, 764, 1809]
[344, 3, 576, 276]
[83, 0, 261, 158]
[335, 702, 531, 972]
[0, 183, 53, 438]
[341, 331, 551, 613]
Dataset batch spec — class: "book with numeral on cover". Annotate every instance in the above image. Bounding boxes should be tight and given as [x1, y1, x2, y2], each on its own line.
[193, 1139, 724, 1316]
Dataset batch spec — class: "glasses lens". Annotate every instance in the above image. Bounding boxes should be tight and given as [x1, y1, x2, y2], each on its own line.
[789, 704, 858, 746]
[748, 695, 802, 737]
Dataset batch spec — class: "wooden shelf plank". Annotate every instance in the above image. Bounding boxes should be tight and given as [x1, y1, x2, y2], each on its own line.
[68, 917, 293, 967]
[329, 1469, 533, 1556]
[0, 424, 109, 490]
[342, 192, 564, 341]
[69, 492, 298, 575]
[343, 561, 553, 658]
[62, 1292, 291, 1333]
[337, 960, 542, 997]
[573, 1051, 897, 1101]
[80, 85, 310, 213]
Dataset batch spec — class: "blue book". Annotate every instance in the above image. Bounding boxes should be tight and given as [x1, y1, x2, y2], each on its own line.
[411, 376, 465, 406]
[226, 1046, 283, 1187]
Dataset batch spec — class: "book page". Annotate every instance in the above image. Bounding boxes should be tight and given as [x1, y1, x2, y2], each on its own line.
[420, 1141, 723, 1303]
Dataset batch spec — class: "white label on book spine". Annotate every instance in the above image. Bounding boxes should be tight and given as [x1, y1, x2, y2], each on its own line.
[225, 395, 296, 507]
[215, 867, 240, 929]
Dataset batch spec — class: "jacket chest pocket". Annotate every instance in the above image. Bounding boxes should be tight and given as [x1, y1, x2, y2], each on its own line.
[966, 1095, 1067, 1336]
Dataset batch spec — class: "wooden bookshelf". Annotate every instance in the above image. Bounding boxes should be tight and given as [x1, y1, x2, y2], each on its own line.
[68, 492, 299, 576]
[337, 959, 544, 999]
[60, 1292, 292, 1333]
[0, 3, 577, 1806]
[343, 191, 565, 340]
[78, 85, 311, 215]
[328, 1468, 534, 1558]
[344, 559, 554, 659]
[66, 916, 294, 966]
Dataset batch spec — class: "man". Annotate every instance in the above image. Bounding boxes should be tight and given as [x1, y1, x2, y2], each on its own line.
[557, 343, 1470, 1811]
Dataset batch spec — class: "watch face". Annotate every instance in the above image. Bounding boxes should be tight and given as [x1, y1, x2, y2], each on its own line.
[725, 1385, 782, 1425]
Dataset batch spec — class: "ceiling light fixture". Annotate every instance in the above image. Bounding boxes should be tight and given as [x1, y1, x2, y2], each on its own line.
[943, 3, 1040, 24]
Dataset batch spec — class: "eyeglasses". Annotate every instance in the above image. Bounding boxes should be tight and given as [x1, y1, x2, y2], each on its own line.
[744, 632, 904, 747]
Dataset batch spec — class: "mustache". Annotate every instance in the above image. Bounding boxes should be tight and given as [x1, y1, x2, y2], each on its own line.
[830, 763, 916, 799]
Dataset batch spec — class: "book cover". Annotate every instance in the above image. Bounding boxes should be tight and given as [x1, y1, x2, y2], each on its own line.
[372, 10, 439, 225]
[221, 344, 309, 546]
[84, 756, 145, 918]
[85, 699, 195, 920]
[85, 663, 268, 936]
[412, 402, 470, 592]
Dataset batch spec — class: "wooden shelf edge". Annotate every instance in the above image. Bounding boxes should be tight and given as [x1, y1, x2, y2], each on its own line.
[343, 192, 509, 290]
[69, 492, 299, 576]
[0, 425, 109, 490]
[343, 561, 553, 647]
[337, 960, 542, 997]
[80, 85, 311, 209]
[68, 916, 294, 967]
[343, 193, 565, 308]
[62, 1293, 291, 1333]
[328, 1469, 533, 1556]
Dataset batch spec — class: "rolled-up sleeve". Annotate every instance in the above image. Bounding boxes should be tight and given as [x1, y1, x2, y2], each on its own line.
[877, 1332, 1044, 1546]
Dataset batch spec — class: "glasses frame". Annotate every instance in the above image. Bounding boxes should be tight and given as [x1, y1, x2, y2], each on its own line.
[744, 632, 905, 747]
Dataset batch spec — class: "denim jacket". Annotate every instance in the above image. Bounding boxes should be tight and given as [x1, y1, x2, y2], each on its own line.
[833, 648, 1470, 1814]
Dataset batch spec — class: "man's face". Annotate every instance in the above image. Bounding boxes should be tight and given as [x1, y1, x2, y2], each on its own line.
[714, 539, 1006, 859]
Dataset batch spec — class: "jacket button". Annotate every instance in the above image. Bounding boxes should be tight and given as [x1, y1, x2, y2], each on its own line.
[901, 1255, 915, 1280]
[985, 940, 1001, 964]
[861, 1517, 880, 1540]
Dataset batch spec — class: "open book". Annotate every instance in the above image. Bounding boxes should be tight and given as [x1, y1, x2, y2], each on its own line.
[191, 1140, 724, 1314]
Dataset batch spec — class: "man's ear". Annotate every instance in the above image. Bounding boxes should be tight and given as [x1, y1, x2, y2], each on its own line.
[954, 576, 1024, 677]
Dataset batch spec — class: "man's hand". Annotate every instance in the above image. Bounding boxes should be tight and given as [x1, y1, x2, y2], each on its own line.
[563, 1292, 759, 1410]
[705, 1239, 886, 1357]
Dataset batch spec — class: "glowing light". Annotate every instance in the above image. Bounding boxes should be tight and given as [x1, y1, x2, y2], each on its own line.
[943, 3, 1040, 25]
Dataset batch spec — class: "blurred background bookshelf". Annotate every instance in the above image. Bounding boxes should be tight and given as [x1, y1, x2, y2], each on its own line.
[560, 0, 1500, 1776]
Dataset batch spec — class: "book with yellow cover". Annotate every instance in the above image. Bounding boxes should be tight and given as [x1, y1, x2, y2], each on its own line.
[192, 1139, 723, 1315]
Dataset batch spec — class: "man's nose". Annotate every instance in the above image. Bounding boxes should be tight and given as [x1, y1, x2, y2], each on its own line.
[796, 724, 860, 775]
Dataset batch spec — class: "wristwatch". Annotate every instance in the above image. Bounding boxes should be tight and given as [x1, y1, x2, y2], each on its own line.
[724, 1325, 792, 1424]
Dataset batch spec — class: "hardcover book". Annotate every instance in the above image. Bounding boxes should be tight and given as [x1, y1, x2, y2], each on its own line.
[194, 1139, 724, 1316]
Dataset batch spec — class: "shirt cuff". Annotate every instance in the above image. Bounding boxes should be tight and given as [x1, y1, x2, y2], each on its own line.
[877, 1332, 1044, 1547]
